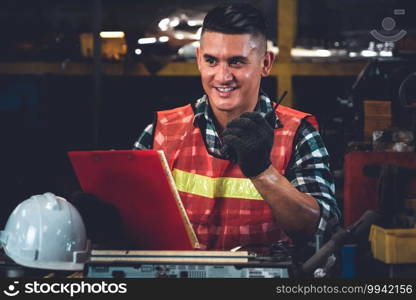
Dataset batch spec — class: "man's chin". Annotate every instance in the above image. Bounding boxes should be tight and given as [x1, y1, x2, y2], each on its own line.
[214, 104, 238, 113]
[209, 97, 239, 111]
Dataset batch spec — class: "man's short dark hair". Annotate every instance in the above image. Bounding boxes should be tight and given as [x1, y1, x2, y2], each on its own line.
[202, 3, 267, 40]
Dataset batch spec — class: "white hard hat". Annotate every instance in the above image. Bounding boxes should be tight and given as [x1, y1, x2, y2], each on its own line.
[0, 192, 90, 271]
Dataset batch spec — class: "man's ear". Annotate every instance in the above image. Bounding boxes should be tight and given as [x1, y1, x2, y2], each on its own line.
[261, 51, 276, 77]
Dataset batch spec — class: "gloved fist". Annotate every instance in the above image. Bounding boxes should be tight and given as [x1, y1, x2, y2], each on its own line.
[221, 112, 274, 178]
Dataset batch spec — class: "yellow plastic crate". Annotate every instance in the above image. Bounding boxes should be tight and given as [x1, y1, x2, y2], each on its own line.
[369, 225, 416, 264]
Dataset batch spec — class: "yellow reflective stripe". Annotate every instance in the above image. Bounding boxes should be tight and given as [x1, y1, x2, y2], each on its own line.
[172, 168, 263, 200]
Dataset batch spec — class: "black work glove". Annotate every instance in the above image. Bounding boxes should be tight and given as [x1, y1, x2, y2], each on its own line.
[221, 112, 274, 178]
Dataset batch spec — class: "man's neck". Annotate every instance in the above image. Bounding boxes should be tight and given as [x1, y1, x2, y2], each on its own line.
[214, 111, 238, 133]
[211, 102, 258, 133]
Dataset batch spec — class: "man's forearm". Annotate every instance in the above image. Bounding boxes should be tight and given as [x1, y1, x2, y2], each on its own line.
[250, 165, 321, 237]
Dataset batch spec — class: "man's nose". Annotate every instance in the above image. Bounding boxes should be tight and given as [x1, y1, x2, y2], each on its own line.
[216, 63, 233, 83]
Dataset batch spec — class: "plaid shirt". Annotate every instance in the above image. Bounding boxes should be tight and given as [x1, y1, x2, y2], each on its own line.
[134, 93, 340, 244]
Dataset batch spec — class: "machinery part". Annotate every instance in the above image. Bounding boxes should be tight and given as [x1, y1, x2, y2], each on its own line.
[301, 210, 383, 275]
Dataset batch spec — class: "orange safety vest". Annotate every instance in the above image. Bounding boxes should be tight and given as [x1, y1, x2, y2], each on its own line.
[153, 103, 317, 250]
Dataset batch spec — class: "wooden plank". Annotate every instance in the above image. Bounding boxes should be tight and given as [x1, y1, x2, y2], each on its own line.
[0, 62, 150, 76]
[156, 62, 199, 76]
[0, 61, 365, 77]
[90, 250, 251, 263]
[271, 61, 366, 76]
[277, 0, 297, 63]
[91, 250, 250, 257]
[90, 256, 249, 264]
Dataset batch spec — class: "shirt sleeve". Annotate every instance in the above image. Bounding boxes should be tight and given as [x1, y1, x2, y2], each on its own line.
[133, 123, 154, 150]
[285, 119, 341, 242]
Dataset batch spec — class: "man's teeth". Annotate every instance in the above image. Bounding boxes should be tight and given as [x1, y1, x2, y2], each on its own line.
[216, 87, 235, 92]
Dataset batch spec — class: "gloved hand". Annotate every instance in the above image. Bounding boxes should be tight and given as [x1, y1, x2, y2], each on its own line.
[221, 112, 274, 178]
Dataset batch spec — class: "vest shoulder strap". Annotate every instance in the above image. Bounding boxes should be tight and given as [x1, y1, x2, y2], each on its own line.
[153, 104, 195, 154]
[157, 104, 194, 125]
[276, 105, 319, 131]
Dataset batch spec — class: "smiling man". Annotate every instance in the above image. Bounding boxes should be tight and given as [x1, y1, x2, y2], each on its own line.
[134, 4, 340, 252]
[196, 31, 270, 128]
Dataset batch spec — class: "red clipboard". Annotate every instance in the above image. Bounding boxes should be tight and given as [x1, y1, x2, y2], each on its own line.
[68, 150, 199, 250]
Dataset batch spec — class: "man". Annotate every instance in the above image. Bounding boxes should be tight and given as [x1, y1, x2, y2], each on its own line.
[134, 4, 340, 251]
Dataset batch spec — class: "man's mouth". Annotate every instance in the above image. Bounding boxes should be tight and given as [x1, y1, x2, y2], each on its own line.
[215, 87, 236, 92]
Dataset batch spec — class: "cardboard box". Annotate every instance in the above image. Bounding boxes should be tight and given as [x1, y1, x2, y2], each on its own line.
[364, 115, 391, 140]
[364, 100, 391, 116]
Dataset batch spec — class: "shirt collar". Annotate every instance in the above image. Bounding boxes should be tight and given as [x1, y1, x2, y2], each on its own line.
[193, 92, 282, 128]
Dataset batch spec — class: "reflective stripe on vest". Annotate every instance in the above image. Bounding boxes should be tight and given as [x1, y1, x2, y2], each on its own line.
[173, 168, 263, 200]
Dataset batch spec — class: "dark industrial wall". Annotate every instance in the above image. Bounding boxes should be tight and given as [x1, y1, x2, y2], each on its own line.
[294, 76, 357, 171]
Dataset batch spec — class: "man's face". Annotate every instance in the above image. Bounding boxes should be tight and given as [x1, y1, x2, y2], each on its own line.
[196, 31, 274, 118]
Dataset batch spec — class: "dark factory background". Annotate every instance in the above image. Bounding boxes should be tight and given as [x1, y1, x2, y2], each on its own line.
[0, 0, 415, 234]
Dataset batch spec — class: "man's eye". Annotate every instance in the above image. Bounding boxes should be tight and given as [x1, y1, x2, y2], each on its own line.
[205, 57, 216, 65]
[229, 59, 244, 66]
